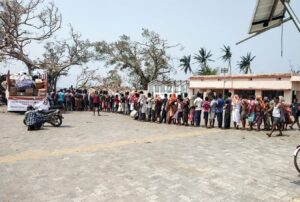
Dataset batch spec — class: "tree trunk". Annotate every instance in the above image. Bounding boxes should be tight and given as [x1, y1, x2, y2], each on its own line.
[140, 78, 149, 90]
[26, 63, 33, 76]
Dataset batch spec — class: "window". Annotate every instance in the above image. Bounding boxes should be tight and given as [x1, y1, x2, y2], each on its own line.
[167, 86, 172, 93]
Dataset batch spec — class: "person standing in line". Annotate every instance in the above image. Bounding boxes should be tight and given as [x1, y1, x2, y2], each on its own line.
[240, 96, 249, 130]
[255, 96, 264, 131]
[154, 95, 162, 122]
[182, 93, 190, 126]
[232, 95, 241, 130]
[193, 93, 203, 127]
[146, 93, 152, 121]
[202, 97, 210, 128]
[216, 93, 224, 128]
[290, 98, 300, 130]
[92, 91, 100, 116]
[167, 94, 177, 124]
[247, 96, 256, 131]
[223, 92, 232, 129]
[138, 93, 147, 121]
[151, 95, 157, 122]
[176, 95, 183, 125]
[209, 96, 218, 128]
[267, 96, 283, 137]
[160, 94, 168, 124]
[110, 95, 115, 112]
[125, 91, 130, 115]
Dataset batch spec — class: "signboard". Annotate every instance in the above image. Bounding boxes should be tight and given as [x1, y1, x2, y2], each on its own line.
[7, 99, 43, 112]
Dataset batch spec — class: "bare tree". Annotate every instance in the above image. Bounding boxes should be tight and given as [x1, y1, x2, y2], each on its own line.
[101, 69, 122, 89]
[75, 66, 102, 89]
[0, 0, 62, 74]
[39, 28, 94, 91]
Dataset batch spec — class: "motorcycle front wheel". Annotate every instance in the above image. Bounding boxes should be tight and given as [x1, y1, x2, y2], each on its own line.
[49, 115, 62, 127]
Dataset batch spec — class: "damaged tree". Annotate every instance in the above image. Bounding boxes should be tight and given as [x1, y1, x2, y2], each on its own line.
[39, 28, 94, 91]
[0, 0, 61, 74]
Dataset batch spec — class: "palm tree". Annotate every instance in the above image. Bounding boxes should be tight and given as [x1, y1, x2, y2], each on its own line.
[194, 48, 217, 75]
[179, 55, 192, 74]
[194, 48, 214, 68]
[221, 45, 232, 75]
[238, 52, 255, 74]
[198, 67, 218, 75]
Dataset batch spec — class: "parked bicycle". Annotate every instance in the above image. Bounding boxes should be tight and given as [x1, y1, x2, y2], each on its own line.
[294, 145, 300, 173]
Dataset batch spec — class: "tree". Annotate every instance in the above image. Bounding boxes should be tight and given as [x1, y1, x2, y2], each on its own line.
[194, 48, 217, 75]
[221, 45, 232, 75]
[0, 0, 62, 74]
[75, 67, 102, 89]
[95, 28, 178, 89]
[39, 28, 94, 91]
[179, 55, 192, 74]
[238, 53, 255, 74]
[102, 69, 122, 89]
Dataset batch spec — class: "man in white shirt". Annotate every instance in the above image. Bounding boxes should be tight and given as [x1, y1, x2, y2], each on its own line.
[193, 93, 203, 127]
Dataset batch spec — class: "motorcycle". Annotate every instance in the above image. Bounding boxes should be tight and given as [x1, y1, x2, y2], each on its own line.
[23, 107, 63, 129]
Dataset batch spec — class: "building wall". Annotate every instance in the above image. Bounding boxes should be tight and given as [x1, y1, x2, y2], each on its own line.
[190, 77, 291, 90]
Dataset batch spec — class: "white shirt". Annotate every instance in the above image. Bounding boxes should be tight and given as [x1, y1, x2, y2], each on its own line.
[35, 99, 50, 111]
[272, 104, 281, 118]
[194, 97, 203, 111]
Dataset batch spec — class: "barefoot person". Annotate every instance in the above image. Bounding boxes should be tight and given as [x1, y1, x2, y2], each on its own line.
[267, 96, 283, 137]
[92, 91, 100, 116]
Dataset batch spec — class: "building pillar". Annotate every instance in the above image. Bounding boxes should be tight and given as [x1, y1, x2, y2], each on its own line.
[284, 90, 292, 103]
[203, 91, 208, 99]
[255, 90, 262, 98]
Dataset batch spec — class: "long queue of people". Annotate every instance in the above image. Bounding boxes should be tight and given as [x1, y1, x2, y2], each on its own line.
[51, 88, 300, 137]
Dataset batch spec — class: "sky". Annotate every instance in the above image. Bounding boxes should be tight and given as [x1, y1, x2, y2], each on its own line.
[1, 0, 300, 87]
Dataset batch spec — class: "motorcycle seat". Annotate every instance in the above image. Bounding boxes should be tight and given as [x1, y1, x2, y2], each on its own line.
[39, 109, 56, 114]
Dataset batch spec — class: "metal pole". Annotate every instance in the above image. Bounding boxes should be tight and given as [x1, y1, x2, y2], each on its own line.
[281, 0, 300, 32]
[223, 71, 225, 97]
[236, 18, 292, 45]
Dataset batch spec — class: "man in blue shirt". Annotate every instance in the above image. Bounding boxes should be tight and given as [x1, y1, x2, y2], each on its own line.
[216, 93, 224, 128]
[57, 89, 65, 108]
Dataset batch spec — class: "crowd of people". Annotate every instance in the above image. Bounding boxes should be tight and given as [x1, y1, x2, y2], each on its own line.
[49, 87, 300, 137]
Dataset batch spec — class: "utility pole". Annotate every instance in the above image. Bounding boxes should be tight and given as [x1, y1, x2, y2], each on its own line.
[221, 68, 229, 98]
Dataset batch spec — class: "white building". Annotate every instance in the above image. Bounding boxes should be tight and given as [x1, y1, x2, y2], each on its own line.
[189, 73, 300, 103]
[148, 80, 189, 97]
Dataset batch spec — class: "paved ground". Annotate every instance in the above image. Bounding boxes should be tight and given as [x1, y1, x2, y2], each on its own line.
[0, 107, 300, 202]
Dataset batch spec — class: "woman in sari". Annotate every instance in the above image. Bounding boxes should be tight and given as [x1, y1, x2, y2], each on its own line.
[167, 93, 177, 124]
